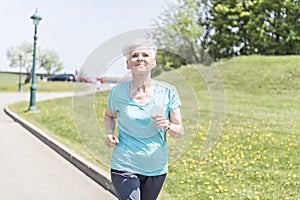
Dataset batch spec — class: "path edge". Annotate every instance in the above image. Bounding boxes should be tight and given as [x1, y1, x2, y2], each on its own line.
[4, 105, 117, 197]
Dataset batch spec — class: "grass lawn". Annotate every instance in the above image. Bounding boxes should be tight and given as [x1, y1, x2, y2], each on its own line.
[0, 72, 88, 92]
[8, 55, 300, 199]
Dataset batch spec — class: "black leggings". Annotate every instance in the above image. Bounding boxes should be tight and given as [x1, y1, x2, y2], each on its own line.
[111, 169, 166, 200]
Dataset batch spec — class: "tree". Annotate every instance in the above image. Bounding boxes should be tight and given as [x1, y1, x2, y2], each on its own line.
[152, 0, 207, 68]
[6, 42, 35, 74]
[153, 0, 300, 61]
[252, 0, 300, 55]
[6, 42, 64, 83]
[39, 49, 63, 75]
[207, 0, 300, 59]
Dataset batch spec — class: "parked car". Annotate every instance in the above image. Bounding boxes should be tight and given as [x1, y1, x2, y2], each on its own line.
[77, 76, 92, 83]
[97, 77, 105, 83]
[47, 74, 75, 82]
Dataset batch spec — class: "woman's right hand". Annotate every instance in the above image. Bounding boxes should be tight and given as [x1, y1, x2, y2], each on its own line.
[105, 134, 119, 147]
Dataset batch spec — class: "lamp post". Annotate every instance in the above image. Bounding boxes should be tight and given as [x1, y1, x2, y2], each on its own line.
[18, 55, 23, 92]
[27, 9, 42, 112]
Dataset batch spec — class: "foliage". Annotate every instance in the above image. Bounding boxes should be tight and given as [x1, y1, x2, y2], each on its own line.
[208, 0, 300, 59]
[8, 55, 300, 199]
[39, 49, 63, 74]
[6, 42, 64, 77]
[153, 0, 300, 61]
[152, 0, 208, 68]
[6, 42, 34, 73]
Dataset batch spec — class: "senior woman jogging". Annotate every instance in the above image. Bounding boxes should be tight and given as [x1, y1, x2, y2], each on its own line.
[104, 38, 184, 200]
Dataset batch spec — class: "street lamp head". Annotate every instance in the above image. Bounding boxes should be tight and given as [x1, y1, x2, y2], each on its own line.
[31, 9, 42, 25]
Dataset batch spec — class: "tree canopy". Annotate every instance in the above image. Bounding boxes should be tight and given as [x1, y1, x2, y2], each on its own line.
[6, 42, 63, 75]
[208, 0, 300, 58]
[152, 0, 300, 62]
[152, 0, 207, 68]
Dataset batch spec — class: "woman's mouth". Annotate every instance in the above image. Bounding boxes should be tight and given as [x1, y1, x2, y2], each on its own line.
[136, 63, 146, 67]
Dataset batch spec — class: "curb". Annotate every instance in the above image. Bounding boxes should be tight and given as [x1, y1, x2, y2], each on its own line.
[4, 106, 117, 197]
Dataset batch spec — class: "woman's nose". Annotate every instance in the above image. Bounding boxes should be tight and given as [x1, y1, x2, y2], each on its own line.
[137, 55, 144, 61]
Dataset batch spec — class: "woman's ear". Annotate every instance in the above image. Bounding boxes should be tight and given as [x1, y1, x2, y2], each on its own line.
[152, 58, 157, 69]
[126, 60, 130, 69]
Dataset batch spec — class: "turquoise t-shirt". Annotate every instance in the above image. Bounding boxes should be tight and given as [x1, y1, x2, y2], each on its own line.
[108, 80, 181, 176]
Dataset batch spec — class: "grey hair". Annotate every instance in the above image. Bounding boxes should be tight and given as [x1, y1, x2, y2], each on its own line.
[122, 38, 157, 59]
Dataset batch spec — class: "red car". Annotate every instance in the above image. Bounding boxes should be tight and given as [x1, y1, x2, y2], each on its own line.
[97, 77, 105, 83]
[77, 76, 92, 83]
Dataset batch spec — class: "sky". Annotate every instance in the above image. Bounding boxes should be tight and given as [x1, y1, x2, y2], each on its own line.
[0, 0, 175, 76]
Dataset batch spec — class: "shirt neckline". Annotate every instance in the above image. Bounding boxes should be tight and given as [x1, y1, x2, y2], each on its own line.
[127, 80, 157, 107]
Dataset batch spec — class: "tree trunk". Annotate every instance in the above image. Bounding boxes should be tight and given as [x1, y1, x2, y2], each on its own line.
[24, 69, 32, 84]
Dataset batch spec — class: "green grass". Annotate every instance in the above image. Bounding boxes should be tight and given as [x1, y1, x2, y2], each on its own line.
[0, 72, 88, 92]
[218, 55, 300, 96]
[8, 55, 300, 199]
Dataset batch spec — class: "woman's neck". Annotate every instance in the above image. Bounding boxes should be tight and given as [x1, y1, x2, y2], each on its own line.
[129, 75, 155, 105]
[131, 73, 153, 92]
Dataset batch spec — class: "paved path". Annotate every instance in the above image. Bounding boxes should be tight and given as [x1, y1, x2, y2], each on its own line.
[0, 92, 116, 200]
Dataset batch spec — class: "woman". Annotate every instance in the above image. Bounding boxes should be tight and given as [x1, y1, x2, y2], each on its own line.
[104, 38, 184, 200]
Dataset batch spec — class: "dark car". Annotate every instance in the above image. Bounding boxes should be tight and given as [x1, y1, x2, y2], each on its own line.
[47, 74, 75, 82]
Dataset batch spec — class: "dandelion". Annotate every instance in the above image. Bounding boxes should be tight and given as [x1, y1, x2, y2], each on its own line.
[214, 178, 220, 184]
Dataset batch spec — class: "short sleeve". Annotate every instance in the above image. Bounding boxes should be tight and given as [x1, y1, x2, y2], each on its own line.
[168, 85, 181, 112]
[108, 86, 116, 113]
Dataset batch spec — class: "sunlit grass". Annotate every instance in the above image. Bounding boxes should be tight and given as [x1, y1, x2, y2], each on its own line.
[164, 92, 300, 199]
[0, 72, 88, 92]
[8, 56, 300, 199]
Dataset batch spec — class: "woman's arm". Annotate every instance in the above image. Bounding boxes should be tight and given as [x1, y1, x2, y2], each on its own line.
[104, 106, 119, 147]
[167, 107, 184, 138]
[152, 106, 184, 138]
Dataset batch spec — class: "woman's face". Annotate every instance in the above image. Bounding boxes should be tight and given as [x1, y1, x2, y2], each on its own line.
[127, 48, 156, 74]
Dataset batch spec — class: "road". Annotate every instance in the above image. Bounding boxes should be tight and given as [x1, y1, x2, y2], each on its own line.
[0, 92, 116, 200]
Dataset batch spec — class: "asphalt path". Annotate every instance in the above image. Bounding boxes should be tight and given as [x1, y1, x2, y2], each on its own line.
[0, 91, 116, 200]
